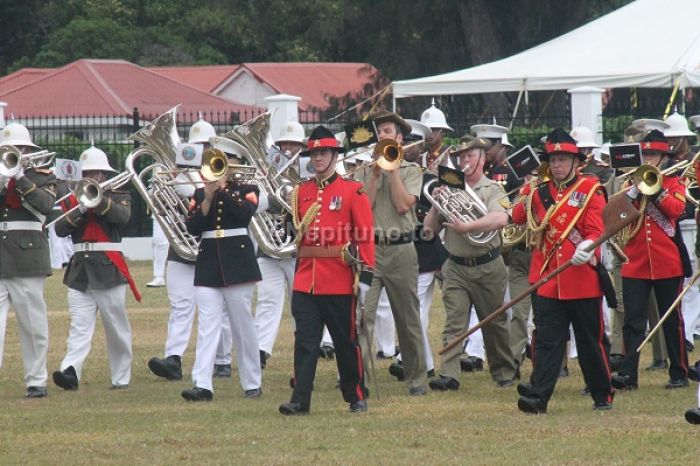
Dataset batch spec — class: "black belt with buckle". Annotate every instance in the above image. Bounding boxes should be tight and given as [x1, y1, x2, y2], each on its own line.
[374, 233, 413, 246]
[449, 249, 500, 267]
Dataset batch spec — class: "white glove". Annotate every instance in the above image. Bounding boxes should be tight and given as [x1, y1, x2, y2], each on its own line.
[626, 186, 639, 199]
[571, 239, 594, 265]
[12, 166, 24, 180]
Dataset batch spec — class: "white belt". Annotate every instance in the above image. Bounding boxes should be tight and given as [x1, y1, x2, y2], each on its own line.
[201, 228, 247, 239]
[0, 221, 42, 231]
[73, 242, 123, 252]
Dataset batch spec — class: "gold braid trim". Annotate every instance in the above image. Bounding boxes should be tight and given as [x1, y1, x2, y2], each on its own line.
[525, 191, 556, 250]
[292, 184, 320, 246]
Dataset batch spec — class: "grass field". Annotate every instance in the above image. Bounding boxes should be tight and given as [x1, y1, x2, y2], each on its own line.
[0, 261, 697, 465]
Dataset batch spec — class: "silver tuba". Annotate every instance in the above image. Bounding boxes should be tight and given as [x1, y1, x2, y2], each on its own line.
[221, 112, 296, 259]
[423, 178, 498, 244]
[125, 106, 200, 262]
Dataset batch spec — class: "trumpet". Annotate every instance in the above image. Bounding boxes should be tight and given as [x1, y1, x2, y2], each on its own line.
[46, 170, 133, 229]
[200, 148, 258, 183]
[342, 139, 426, 178]
[0, 144, 56, 178]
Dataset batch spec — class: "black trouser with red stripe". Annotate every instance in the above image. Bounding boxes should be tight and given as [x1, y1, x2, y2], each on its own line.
[529, 296, 613, 406]
[620, 277, 689, 385]
[290, 292, 365, 409]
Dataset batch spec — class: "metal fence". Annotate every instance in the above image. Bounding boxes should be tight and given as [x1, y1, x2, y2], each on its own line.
[14, 94, 700, 236]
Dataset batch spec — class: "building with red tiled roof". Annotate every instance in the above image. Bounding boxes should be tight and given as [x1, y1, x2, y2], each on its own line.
[0, 59, 257, 119]
[150, 62, 380, 111]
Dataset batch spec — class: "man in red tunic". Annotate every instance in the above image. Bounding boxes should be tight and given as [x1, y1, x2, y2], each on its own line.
[612, 129, 690, 391]
[279, 125, 375, 415]
[512, 128, 613, 413]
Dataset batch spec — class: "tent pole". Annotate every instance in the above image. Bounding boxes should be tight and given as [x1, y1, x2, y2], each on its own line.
[663, 74, 681, 119]
[509, 89, 524, 130]
[392, 96, 396, 113]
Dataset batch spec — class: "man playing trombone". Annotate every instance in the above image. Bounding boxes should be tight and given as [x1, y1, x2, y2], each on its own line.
[0, 122, 56, 398]
[52, 146, 137, 391]
[612, 129, 690, 391]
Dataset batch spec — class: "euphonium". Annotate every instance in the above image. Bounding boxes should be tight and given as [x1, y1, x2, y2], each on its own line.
[221, 112, 296, 259]
[125, 106, 201, 262]
[423, 178, 498, 244]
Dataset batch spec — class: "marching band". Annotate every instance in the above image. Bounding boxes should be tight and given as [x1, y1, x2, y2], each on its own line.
[0, 104, 699, 424]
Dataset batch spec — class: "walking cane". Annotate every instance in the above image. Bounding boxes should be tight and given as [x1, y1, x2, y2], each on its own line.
[439, 192, 641, 356]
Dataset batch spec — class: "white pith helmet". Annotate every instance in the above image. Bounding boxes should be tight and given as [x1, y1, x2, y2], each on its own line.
[275, 121, 305, 144]
[569, 126, 600, 148]
[663, 111, 695, 137]
[80, 146, 117, 173]
[420, 103, 453, 131]
[1, 122, 38, 148]
[188, 118, 217, 144]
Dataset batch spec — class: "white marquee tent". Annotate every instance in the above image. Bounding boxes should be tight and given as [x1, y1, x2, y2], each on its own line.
[392, 0, 700, 99]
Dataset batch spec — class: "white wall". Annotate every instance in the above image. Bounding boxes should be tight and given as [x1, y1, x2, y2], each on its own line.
[218, 71, 276, 107]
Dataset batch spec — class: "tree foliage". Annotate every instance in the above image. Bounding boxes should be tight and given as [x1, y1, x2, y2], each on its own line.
[2, 0, 632, 80]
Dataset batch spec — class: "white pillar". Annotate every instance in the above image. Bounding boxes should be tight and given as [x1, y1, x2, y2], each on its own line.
[567, 87, 604, 145]
[265, 94, 301, 142]
[0, 102, 7, 128]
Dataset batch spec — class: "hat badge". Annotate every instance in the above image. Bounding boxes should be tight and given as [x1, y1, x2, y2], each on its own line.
[313, 139, 321, 147]
[287, 124, 294, 131]
[554, 143, 561, 151]
[193, 127, 200, 134]
[644, 142, 651, 149]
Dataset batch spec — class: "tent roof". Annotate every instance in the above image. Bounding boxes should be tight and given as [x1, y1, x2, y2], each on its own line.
[393, 0, 700, 98]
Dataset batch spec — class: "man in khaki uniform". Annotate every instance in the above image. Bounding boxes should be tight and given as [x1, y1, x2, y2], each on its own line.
[355, 110, 428, 396]
[424, 138, 518, 390]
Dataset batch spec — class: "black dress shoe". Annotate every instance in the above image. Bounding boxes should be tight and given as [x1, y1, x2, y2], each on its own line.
[593, 400, 613, 410]
[110, 384, 128, 390]
[645, 359, 668, 371]
[609, 354, 624, 372]
[181, 386, 213, 401]
[388, 361, 405, 381]
[319, 345, 335, 360]
[460, 356, 484, 372]
[429, 375, 459, 391]
[279, 401, 309, 416]
[148, 355, 182, 380]
[497, 377, 516, 388]
[244, 388, 262, 399]
[213, 364, 232, 378]
[687, 340, 695, 352]
[581, 386, 591, 396]
[664, 378, 689, 389]
[53, 366, 79, 390]
[427, 369, 435, 378]
[559, 366, 569, 378]
[517, 382, 534, 397]
[349, 400, 368, 413]
[685, 407, 700, 424]
[376, 351, 392, 360]
[688, 361, 700, 382]
[517, 396, 547, 414]
[611, 374, 637, 390]
[25, 386, 47, 398]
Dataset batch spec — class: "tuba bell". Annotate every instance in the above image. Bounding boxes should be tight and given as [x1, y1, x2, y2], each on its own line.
[125, 106, 201, 262]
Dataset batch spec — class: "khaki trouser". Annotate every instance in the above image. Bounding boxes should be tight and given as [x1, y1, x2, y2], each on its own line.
[439, 256, 517, 382]
[508, 248, 532, 364]
[611, 260, 667, 360]
[360, 243, 427, 391]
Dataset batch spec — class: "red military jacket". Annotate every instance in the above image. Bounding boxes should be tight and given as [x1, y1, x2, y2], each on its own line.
[512, 175, 604, 300]
[293, 173, 375, 295]
[621, 175, 686, 280]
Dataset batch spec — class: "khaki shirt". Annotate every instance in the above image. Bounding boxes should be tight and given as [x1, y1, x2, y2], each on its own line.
[356, 159, 422, 237]
[443, 175, 505, 257]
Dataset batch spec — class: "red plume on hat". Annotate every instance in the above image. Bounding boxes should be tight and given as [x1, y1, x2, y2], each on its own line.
[300, 125, 346, 156]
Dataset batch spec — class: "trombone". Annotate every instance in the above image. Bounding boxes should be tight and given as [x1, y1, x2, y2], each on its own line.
[46, 170, 133, 229]
[619, 160, 691, 197]
[342, 139, 424, 178]
[200, 148, 258, 183]
[0, 144, 56, 177]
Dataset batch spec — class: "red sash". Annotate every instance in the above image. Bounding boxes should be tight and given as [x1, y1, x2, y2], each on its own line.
[540, 178, 600, 273]
[3, 179, 22, 208]
[63, 195, 142, 302]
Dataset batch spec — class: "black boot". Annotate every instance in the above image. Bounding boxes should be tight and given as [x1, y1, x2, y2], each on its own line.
[148, 355, 182, 380]
[53, 366, 79, 391]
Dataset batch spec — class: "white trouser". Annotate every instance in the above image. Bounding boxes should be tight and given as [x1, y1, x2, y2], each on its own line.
[682, 260, 700, 341]
[151, 217, 168, 280]
[192, 284, 260, 391]
[254, 257, 295, 355]
[397, 272, 436, 371]
[60, 285, 132, 386]
[465, 307, 485, 360]
[48, 224, 74, 269]
[359, 283, 395, 356]
[0, 277, 49, 387]
[215, 318, 233, 365]
[164, 261, 230, 362]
